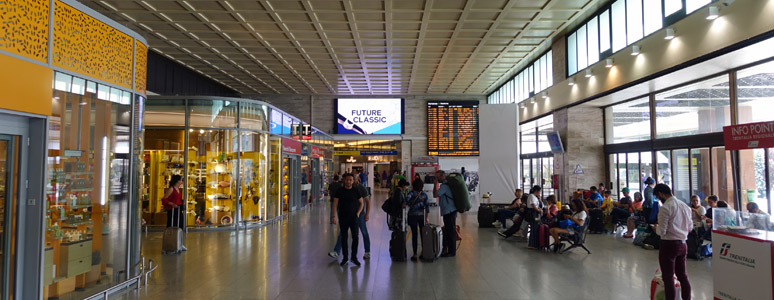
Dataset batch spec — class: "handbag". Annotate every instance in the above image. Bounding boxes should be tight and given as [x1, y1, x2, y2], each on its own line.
[381, 198, 392, 214]
[559, 219, 573, 229]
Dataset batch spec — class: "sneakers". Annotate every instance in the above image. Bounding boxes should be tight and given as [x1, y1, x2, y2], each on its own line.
[181, 245, 188, 251]
[491, 220, 502, 227]
[623, 234, 634, 238]
[643, 244, 655, 250]
[553, 244, 565, 253]
[339, 259, 348, 266]
[410, 255, 418, 262]
[497, 231, 508, 238]
[328, 251, 339, 258]
[351, 259, 361, 266]
[363, 252, 371, 259]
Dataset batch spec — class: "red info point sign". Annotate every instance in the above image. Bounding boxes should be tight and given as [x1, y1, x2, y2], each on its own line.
[723, 121, 774, 150]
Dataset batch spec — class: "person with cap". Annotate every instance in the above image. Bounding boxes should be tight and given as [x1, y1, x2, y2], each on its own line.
[610, 187, 633, 227]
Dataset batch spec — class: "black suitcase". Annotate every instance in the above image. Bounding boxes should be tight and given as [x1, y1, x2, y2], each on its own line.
[527, 221, 540, 248]
[390, 230, 407, 261]
[588, 208, 605, 233]
[478, 205, 495, 227]
[687, 228, 704, 260]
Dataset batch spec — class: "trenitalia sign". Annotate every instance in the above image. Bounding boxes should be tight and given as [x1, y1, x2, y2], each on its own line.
[723, 121, 774, 150]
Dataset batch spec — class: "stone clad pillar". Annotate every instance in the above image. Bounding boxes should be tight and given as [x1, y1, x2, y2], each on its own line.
[553, 107, 606, 203]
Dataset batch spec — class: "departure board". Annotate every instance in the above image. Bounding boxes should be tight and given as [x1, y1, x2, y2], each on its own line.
[427, 101, 480, 156]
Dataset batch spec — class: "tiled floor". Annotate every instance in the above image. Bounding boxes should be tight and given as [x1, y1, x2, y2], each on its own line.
[115, 189, 713, 300]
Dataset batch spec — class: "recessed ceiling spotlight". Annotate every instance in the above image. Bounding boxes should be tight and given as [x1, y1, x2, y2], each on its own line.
[605, 58, 614, 68]
[664, 28, 675, 40]
[568, 77, 575, 86]
[585, 69, 593, 78]
[631, 45, 641, 56]
[541, 91, 547, 99]
[707, 6, 719, 20]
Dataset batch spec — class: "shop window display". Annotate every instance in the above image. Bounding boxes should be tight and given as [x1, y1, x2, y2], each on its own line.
[142, 130, 185, 227]
[188, 130, 238, 226]
[46, 74, 133, 298]
[239, 132, 268, 224]
[268, 137, 282, 219]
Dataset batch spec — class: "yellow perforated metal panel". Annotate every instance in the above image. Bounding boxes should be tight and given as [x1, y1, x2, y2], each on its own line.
[52, 0, 133, 89]
[134, 41, 147, 94]
[0, 0, 49, 62]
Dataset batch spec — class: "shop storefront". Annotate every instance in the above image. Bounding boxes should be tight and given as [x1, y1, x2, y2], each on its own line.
[143, 97, 332, 229]
[0, 0, 148, 299]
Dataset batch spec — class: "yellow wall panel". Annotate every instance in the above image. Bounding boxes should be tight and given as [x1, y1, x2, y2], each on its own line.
[0, 54, 53, 116]
[0, 0, 50, 62]
[135, 41, 147, 94]
[52, 1, 133, 89]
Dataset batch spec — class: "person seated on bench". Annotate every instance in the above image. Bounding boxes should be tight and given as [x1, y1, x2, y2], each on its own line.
[492, 188, 523, 229]
[624, 192, 644, 238]
[498, 191, 538, 239]
[600, 190, 614, 214]
[690, 195, 706, 225]
[550, 198, 587, 253]
[542, 195, 559, 226]
[610, 188, 633, 227]
[584, 186, 603, 209]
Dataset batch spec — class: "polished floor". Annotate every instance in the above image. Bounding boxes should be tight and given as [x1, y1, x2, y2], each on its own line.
[116, 189, 713, 300]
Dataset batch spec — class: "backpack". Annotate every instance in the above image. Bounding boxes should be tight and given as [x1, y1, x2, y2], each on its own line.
[649, 200, 661, 224]
[446, 173, 471, 213]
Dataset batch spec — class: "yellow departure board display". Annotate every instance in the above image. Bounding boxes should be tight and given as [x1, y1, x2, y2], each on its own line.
[427, 101, 480, 156]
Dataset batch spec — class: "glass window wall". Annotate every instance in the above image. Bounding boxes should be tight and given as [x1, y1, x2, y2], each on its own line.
[737, 60, 774, 124]
[655, 75, 731, 139]
[487, 51, 554, 105]
[605, 97, 651, 143]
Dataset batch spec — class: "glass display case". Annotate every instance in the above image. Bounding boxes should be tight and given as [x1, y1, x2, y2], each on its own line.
[46, 72, 134, 298]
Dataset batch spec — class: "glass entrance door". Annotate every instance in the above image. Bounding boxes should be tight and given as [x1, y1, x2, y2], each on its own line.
[0, 135, 19, 300]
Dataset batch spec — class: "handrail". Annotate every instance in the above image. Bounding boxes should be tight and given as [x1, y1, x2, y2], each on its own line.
[82, 256, 160, 300]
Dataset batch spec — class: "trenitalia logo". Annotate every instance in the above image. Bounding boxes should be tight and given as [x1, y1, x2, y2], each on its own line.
[720, 243, 731, 257]
[282, 145, 298, 153]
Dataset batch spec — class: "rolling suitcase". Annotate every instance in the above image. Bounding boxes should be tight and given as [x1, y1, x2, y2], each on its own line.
[390, 230, 407, 261]
[421, 224, 443, 261]
[162, 207, 184, 254]
[588, 208, 605, 233]
[478, 205, 495, 227]
[537, 224, 550, 250]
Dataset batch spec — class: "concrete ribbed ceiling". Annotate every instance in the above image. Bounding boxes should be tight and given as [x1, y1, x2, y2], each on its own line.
[83, 0, 597, 95]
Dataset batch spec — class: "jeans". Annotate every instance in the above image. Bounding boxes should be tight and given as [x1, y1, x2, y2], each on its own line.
[442, 212, 457, 256]
[334, 211, 371, 253]
[496, 209, 517, 228]
[407, 215, 425, 255]
[659, 240, 692, 300]
[338, 215, 359, 260]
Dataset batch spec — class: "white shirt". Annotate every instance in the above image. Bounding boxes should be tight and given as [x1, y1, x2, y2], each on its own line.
[527, 194, 540, 209]
[691, 206, 706, 224]
[573, 211, 587, 223]
[657, 196, 693, 241]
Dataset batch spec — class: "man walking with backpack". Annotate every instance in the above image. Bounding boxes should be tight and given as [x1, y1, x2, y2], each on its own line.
[433, 170, 457, 258]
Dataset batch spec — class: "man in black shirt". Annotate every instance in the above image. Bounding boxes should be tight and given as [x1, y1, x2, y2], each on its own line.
[332, 174, 364, 266]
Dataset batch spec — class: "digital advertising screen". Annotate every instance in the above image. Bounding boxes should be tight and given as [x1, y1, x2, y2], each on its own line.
[427, 101, 480, 156]
[270, 109, 283, 134]
[335, 98, 404, 134]
[282, 114, 294, 135]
